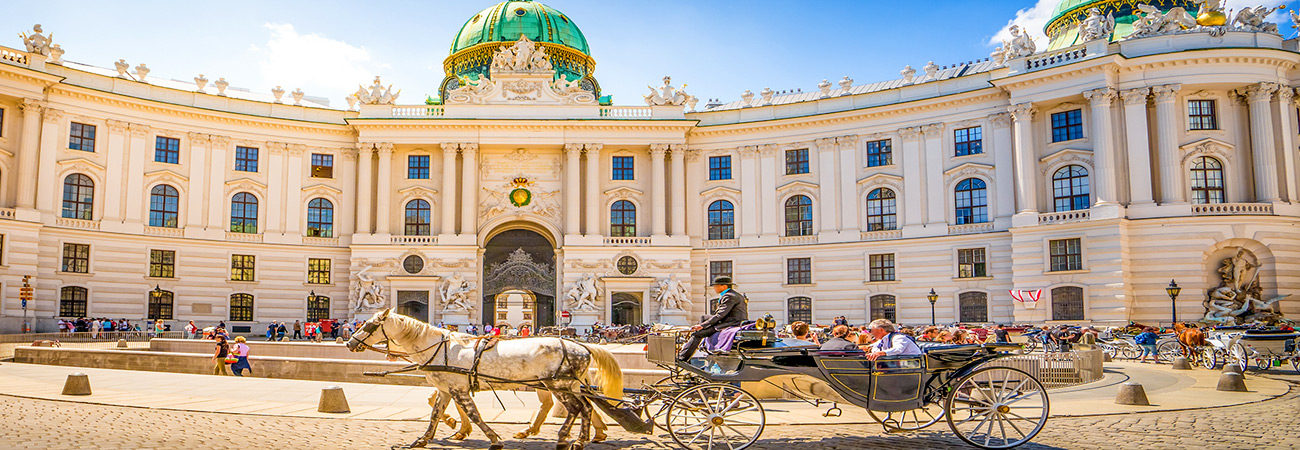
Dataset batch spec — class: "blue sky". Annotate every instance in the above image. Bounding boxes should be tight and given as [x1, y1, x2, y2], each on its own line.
[2, 0, 1290, 107]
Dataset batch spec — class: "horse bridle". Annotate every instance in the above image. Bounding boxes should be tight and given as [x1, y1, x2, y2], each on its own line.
[351, 317, 453, 362]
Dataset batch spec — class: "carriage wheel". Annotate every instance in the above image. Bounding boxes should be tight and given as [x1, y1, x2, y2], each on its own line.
[1022, 341, 1038, 354]
[1229, 343, 1249, 372]
[1291, 358, 1299, 375]
[665, 383, 765, 450]
[866, 403, 946, 432]
[1256, 358, 1271, 372]
[945, 367, 1049, 449]
[1119, 345, 1141, 360]
[1156, 341, 1182, 363]
[1200, 347, 1219, 370]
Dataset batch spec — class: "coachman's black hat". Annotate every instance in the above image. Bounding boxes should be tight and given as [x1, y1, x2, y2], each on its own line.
[710, 276, 733, 286]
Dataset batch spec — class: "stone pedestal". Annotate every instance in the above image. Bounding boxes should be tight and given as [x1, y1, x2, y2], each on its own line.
[441, 311, 473, 327]
[658, 310, 691, 326]
[569, 310, 601, 329]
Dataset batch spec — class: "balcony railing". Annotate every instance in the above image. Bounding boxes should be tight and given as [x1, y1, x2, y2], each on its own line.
[0, 208, 15, 220]
[225, 232, 263, 243]
[604, 236, 652, 246]
[391, 235, 438, 245]
[598, 106, 653, 118]
[1191, 203, 1274, 216]
[948, 222, 994, 235]
[703, 238, 739, 248]
[390, 105, 444, 117]
[860, 229, 901, 241]
[303, 236, 341, 246]
[1026, 46, 1088, 71]
[144, 226, 184, 237]
[778, 235, 818, 245]
[1038, 209, 1090, 224]
[55, 217, 100, 230]
[0, 48, 27, 65]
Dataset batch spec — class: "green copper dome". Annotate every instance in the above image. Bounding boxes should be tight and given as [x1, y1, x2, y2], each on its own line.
[1043, 0, 1199, 51]
[450, 0, 589, 56]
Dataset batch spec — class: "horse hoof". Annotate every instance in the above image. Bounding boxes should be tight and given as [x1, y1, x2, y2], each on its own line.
[513, 431, 532, 439]
[449, 432, 468, 441]
[571, 444, 584, 450]
[489, 444, 505, 450]
[407, 439, 429, 449]
[593, 433, 606, 442]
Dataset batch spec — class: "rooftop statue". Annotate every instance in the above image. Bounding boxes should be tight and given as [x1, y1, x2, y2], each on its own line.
[644, 76, 694, 106]
[490, 35, 553, 74]
[353, 76, 400, 105]
[1079, 8, 1116, 42]
[1203, 249, 1290, 325]
[1128, 4, 1197, 38]
[19, 24, 52, 56]
[991, 25, 1037, 66]
[1233, 5, 1285, 34]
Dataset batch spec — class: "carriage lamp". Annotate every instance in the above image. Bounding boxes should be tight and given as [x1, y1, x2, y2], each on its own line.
[927, 288, 939, 326]
[1166, 280, 1181, 324]
[149, 285, 163, 323]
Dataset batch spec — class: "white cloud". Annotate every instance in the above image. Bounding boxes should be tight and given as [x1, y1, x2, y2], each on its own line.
[988, 0, 1292, 47]
[249, 23, 383, 99]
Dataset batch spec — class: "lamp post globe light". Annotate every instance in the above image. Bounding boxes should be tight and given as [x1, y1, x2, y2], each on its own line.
[927, 288, 939, 326]
[149, 284, 163, 324]
[1166, 280, 1181, 325]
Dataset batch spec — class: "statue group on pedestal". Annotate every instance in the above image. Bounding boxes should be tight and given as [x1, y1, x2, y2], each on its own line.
[564, 273, 600, 312]
[440, 272, 476, 312]
[1203, 249, 1289, 325]
[654, 274, 690, 312]
[350, 76, 400, 106]
[644, 76, 696, 107]
[490, 34, 553, 73]
[352, 265, 388, 312]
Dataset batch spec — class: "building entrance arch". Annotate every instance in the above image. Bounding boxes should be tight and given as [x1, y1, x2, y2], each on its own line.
[481, 227, 557, 326]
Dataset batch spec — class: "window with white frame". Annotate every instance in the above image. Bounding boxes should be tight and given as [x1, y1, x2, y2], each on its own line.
[1048, 238, 1082, 272]
[869, 253, 895, 282]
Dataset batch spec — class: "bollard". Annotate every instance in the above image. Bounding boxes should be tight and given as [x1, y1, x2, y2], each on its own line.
[318, 386, 351, 413]
[1216, 372, 1248, 392]
[116, 339, 128, 348]
[1114, 382, 1149, 405]
[1171, 356, 1191, 370]
[336, 337, 345, 344]
[62, 373, 92, 396]
[1222, 363, 1244, 375]
[1102, 352, 1113, 363]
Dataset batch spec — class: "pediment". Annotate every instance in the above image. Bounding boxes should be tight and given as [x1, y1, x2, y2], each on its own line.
[943, 162, 995, 177]
[144, 169, 189, 184]
[57, 157, 106, 172]
[1038, 148, 1092, 164]
[776, 180, 819, 192]
[303, 183, 345, 196]
[603, 186, 643, 201]
[700, 185, 741, 197]
[1179, 137, 1234, 165]
[856, 173, 904, 194]
[397, 185, 438, 196]
[224, 177, 267, 191]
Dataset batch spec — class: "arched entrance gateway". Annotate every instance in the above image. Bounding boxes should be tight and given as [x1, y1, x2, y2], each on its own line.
[481, 228, 557, 327]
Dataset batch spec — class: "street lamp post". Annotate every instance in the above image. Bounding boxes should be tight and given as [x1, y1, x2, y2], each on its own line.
[927, 288, 939, 326]
[1166, 280, 1181, 325]
[308, 290, 316, 321]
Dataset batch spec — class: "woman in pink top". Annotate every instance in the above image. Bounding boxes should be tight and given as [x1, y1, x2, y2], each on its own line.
[230, 336, 252, 376]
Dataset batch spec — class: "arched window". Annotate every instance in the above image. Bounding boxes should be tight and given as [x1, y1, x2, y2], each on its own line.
[707, 200, 735, 240]
[784, 195, 813, 236]
[610, 200, 636, 237]
[61, 173, 95, 220]
[954, 178, 988, 224]
[958, 291, 988, 323]
[229, 293, 254, 322]
[229, 192, 258, 234]
[865, 188, 897, 231]
[148, 184, 180, 228]
[59, 286, 88, 317]
[307, 295, 331, 321]
[1051, 286, 1084, 321]
[870, 294, 896, 322]
[1051, 165, 1090, 212]
[787, 297, 812, 324]
[306, 198, 334, 237]
[404, 199, 431, 236]
[1190, 156, 1225, 204]
[148, 289, 174, 320]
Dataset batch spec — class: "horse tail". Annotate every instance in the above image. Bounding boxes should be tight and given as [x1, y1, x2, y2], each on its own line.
[584, 343, 624, 399]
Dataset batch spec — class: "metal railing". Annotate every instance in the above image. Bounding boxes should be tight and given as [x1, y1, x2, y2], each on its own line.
[982, 348, 1104, 389]
[0, 331, 185, 360]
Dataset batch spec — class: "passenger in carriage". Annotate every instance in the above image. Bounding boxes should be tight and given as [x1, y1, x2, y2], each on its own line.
[820, 325, 862, 351]
[864, 319, 923, 361]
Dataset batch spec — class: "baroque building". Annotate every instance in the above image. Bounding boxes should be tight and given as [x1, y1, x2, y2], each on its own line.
[0, 0, 1297, 333]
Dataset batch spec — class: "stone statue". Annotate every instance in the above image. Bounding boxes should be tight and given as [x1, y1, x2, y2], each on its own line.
[1079, 7, 1116, 41]
[353, 76, 401, 105]
[565, 273, 600, 312]
[900, 66, 915, 84]
[1007, 25, 1037, 58]
[655, 274, 690, 311]
[19, 24, 52, 56]
[352, 265, 388, 312]
[552, 75, 584, 95]
[1128, 4, 1197, 38]
[818, 79, 832, 97]
[114, 59, 130, 78]
[922, 61, 939, 80]
[1202, 249, 1289, 325]
[1233, 5, 1284, 34]
[490, 35, 553, 73]
[644, 76, 693, 106]
[440, 272, 475, 312]
[990, 40, 1012, 66]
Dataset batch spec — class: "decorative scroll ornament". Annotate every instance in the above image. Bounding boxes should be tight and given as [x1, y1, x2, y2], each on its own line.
[1204, 249, 1289, 325]
[480, 176, 559, 222]
[482, 249, 556, 297]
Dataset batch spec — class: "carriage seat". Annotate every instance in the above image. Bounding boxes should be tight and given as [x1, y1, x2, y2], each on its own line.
[915, 341, 982, 352]
[733, 329, 779, 349]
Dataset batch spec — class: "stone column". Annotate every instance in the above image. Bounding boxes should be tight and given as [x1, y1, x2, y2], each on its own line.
[441, 143, 460, 236]
[584, 144, 602, 236]
[185, 133, 210, 228]
[922, 123, 946, 224]
[459, 143, 478, 236]
[738, 146, 760, 239]
[564, 143, 583, 236]
[836, 135, 860, 231]
[899, 127, 924, 226]
[123, 123, 150, 224]
[1083, 87, 1119, 205]
[1121, 87, 1155, 205]
[758, 145, 778, 237]
[340, 147, 358, 237]
[15, 99, 43, 209]
[284, 144, 306, 236]
[1245, 82, 1281, 202]
[375, 142, 394, 235]
[1276, 88, 1298, 203]
[1152, 84, 1183, 204]
[670, 144, 687, 236]
[814, 138, 839, 234]
[356, 143, 375, 234]
[649, 144, 668, 237]
[34, 108, 64, 213]
[989, 113, 1016, 219]
[206, 136, 230, 230]
[102, 120, 130, 222]
[683, 148, 703, 238]
[1009, 103, 1038, 213]
[265, 142, 287, 234]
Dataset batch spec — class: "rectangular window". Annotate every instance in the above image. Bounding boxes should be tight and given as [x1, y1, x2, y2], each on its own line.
[1188, 100, 1217, 130]
[154, 136, 180, 164]
[62, 243, 90, 273]
[612, 156, 634, 180]
[957, 248, 987, 278]
[149, 249, 176, 278]
[311, 153, 334, 178]
[786, 258, 812, 285]
[407, 155, 430, 179]
[866, 139, 892, 167]
[69, 122, 96, 152]
[234, 146, 258, 172]
[709, 260, 733, 281]
[0, 107, 5, 137]
[869, 253, 895, 282]
[708, 156, 732, 180]
[954, 126, 983, 156]
[1050, 110, 1084, 142]
[307, 258, 331, 285]
[230, 254, 256, 281]
[1049, 238, 1083, 272]
[785, 148, 809, 175]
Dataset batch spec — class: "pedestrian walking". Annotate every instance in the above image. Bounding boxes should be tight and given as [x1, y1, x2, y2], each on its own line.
[229, 336, 252, 377]
[1135, 327, 1160, 363]
[185, 321, 198, 339]
[276, 322, 287, 341]
[293, 320, 302, 340]
[153, 320, 165, 337]
[266, 322, 276, 341]
[212, 335, 231, 376]
[993, 324, 1010, 343]
[89, 319, 101, 339]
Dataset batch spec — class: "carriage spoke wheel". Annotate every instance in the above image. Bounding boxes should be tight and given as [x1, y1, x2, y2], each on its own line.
[1229, 343, 1249, 372]
[946, 367, 1048, 449]
[665, 383, 765, 450]
[1291, 358, 1300, 375]
[1200, 347, 1219, 370]
[1256, 358, 1271, 372]
[867, 403, 945, 432]
[1156, 341, 1182, 363]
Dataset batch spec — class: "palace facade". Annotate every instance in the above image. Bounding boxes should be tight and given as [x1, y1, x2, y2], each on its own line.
[0, 0, 1297, 333]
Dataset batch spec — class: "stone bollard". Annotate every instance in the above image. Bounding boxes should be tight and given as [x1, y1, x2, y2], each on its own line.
[1114, 382, 1149, 406]
[1102, 352, 1113, 363]
[116, 339, 128, 348]
[62, 373, 92, 395]
[1171, 356, 1191, 370]
[1216, 372, 1248, 392]
[1222, 363, 1243, 375]
[318, 386, 351, 413]
[336, 337, 345, 344]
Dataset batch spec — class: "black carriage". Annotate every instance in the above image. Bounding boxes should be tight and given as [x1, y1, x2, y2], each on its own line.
[604, 328, 1049, 450]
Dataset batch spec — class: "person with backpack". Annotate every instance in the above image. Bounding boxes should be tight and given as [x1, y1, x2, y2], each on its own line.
[1135, 327, 1160, 363]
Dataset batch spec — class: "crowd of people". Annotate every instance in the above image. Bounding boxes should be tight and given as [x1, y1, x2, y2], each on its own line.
[55, 318, 165, 337]
[781, 320, 1015, 349]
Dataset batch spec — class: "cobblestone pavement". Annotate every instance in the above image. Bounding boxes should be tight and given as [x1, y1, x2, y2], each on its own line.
[2, 379, 1297, 450]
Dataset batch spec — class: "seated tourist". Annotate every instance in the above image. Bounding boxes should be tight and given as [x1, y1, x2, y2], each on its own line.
[937, 329, 953, 343]
[865, 319, 923, 361]
[791, 321, 820, 344]
[819, 325, 861, 351]
[918, 326, 940, 342]
[951, 328, 972, 344]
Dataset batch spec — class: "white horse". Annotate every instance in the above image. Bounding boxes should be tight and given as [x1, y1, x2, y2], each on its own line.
[346, 309, 622, 450]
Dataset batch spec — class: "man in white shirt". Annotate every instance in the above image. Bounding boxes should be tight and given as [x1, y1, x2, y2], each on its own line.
[865, 319, 922, 361]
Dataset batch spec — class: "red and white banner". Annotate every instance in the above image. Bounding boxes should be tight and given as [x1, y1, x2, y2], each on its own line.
[1009, 289, 1042, 302]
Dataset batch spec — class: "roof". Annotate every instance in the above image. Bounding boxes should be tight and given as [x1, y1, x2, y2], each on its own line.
[450, 0, 589, 56]
[60, 60, 333, 109]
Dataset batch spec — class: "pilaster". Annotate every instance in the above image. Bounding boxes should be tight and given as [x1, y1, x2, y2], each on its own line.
[1152, 84, 1184, 204]
[441, 143, 460, 237]
[16, 99, 43, 210]
[356, 143, 375, 235]
[459, 143, 478, 236]
[583, 144, 602, 236]
[669, 144, 687, 237]
[1120, 87, 1155, 205]
[922, 123, 946, 226]
[1245, 82, 1281, 202]
[564, 143, 583, 237]
[102, 119, 129, 222]
[375, 142, 394, 236]
[34, 108, 63, 214]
